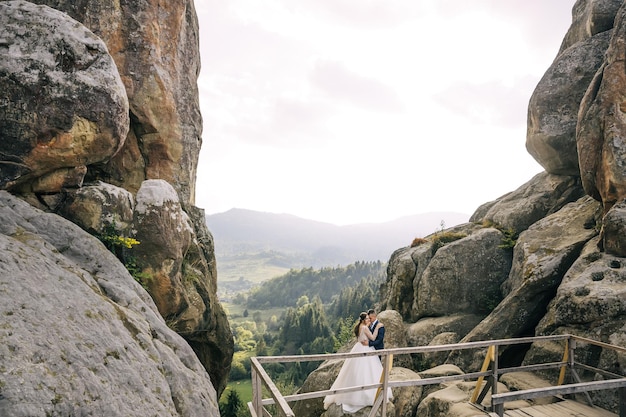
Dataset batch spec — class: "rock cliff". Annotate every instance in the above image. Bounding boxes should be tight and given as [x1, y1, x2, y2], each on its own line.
[0, 0, 233, 414]
[300, 1, 626, 416]
[383, 0, 626, 357]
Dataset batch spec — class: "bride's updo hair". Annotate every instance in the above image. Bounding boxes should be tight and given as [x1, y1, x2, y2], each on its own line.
[354, 312, 368, 337]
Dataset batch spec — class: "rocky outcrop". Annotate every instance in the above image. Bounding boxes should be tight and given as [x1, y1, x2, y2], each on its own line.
[384, 0, 626, 351]
[449, 196, 601, 371]
[381, 223, 511, 322]
[132, 180, 233, 392]
[0, 0, 232, 401]
[559, 0, 622, 54]
[578, 2, 626, 215]
[413, 228, 512, 318]
[56, 179, 234, 394]
[470, 172, 585, 233]
[344, 2, 626, 415]
[0, 1, 129, 192]
[26, 0, 203, 204]
[0, 191, 218, 416]
[526, 31, 610, 175]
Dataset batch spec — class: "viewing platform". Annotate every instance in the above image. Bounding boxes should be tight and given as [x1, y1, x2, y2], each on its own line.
[249, 334, 626, 417]
[484, 398, 617, 416]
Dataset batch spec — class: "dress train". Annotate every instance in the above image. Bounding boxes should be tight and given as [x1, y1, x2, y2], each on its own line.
[323, 327, 392, 413]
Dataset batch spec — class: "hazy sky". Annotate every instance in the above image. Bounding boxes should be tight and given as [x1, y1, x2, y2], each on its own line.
[194, 0, 575, 225]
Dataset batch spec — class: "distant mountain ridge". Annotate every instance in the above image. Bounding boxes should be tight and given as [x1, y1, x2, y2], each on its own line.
[206, 209, 469, 280]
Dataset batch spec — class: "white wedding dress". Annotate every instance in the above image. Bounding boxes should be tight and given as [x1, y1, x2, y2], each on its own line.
[323, 326, 393, 413]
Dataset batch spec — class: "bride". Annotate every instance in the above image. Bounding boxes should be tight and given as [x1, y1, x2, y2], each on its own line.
[323, 312, 393, 413]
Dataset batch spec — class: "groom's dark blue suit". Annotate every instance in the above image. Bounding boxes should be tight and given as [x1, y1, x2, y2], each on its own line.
[368, 320, 385, 350]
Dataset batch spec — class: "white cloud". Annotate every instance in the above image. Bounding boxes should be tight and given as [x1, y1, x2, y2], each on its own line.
[194, 0, 575, 225]
[310, 59, 405, 112]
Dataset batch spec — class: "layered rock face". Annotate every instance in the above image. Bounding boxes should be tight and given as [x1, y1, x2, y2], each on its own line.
[0, 0, 233, 410]
[24, 0, 203, 204]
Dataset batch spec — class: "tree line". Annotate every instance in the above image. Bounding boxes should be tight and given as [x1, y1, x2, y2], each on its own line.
[245, 260, 385, 308]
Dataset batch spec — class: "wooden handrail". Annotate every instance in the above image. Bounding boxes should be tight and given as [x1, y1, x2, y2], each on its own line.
[492, 378, 626, 403]
[250, 357, 295, 417]
[254, 334, 569, 364]
[571, 335, 626, 353]
[248, 334, 626, 417]
[491, 378, 626, 417]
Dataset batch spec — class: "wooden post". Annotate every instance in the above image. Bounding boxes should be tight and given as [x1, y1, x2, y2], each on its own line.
[619, 386, 625, 417]
[558, 338, 569, 386]
[251, 366, 263, 417]
[369, 353, 393, 417]
[381, 353, 392, 416]
[492, 345, 499, 397]
[470, 345, 495, 404]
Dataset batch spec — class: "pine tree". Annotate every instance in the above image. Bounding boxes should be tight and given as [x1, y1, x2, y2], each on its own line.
[219, 389, 243, 417]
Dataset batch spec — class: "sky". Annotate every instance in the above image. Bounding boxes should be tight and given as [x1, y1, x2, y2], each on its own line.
[194, 0, 576, 226]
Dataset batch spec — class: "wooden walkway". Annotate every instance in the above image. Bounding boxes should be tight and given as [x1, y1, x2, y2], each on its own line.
[249, 335, 626, 417]
[486, 399, 617, 417]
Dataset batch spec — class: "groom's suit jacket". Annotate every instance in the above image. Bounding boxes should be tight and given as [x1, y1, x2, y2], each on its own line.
[368, 320, 385, 350]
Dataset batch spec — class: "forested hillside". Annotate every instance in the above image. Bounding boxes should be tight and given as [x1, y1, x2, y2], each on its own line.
[245, 261, 385, 308]
[225, 260, 386, 402]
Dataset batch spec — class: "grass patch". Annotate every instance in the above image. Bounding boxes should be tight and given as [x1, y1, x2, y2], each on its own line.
[218, 261, 290, 283]
[222, 303, 286, 324]
[221, 379, 253, 406]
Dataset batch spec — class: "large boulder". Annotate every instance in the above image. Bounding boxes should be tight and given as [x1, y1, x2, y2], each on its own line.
[29, 0, 202, 205]
[0, 191, 218, 417]
[449, 197, 600, 370]
[132, 180, 195, 319]
[56, 179, 234, 394]
[558, 0, 622, 53]
[382, 222, 512, 323]
[132, 180, 234, 393]
[406, 315, 485, 370]
[382, 244, 434, 321]
[526, 30, 610, 175]
[470, 172, 585, 233]
[602, 199, 626, 256]
[0, 1, 129, 192]
[56, 181, 135, 234]
[413, 228, 512, 318]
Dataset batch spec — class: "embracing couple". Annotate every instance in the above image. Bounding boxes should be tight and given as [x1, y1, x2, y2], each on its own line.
[323, 309, 393, 414]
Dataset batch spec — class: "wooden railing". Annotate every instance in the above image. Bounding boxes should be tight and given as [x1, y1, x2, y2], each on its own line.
[248, 334, 626, 417]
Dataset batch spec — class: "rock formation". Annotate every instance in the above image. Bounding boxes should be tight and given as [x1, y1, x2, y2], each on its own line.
[299, 1, 626, 415]
[0, 1, 129, 192]
[23, 0, 203, 204]
[0, 0, 233, 413]
[0, 191, 219, 416]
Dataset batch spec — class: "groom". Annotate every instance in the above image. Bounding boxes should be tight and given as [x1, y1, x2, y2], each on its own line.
[365, 309, 385, 350]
